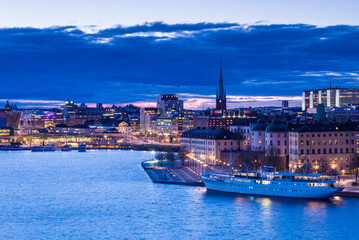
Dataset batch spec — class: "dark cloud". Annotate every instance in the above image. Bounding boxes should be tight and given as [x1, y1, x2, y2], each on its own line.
[0, 22, 358, 108]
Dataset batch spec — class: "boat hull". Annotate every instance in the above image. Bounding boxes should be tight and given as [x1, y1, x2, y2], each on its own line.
[201, 176, 343, 199]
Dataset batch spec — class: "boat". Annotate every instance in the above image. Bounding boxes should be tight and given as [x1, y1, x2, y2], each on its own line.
[200, 166, 344, 199]
[31, 146, 44, 152]
[78, 143, 86, 152]
[61, 145, 72, 151]
[43, 144, 56, 151]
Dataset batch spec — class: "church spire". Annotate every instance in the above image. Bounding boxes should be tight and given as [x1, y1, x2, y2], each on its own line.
[216, 60, 227, 111]
[217, 60, 226, 101]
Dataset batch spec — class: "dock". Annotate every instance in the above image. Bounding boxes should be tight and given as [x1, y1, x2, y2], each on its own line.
[141, 161, 204, 186]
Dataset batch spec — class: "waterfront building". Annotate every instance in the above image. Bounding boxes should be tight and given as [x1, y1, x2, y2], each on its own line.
[289, 104, 359, 173]
[302, 87, 359, 111]
[265, 118, 289, 168]
[181, 129, 240, 164]
[157, 94, 183, 114]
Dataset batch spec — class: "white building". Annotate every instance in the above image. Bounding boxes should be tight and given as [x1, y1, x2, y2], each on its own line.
[251, 118, 268, 152]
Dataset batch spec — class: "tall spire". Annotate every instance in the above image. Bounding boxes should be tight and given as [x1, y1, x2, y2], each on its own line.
[216, 59, 227, 111]
[217, 59, 226, 101]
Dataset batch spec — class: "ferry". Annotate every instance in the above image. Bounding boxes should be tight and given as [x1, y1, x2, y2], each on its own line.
[31, 144, 56, 152]
[201, 166, 344, 199]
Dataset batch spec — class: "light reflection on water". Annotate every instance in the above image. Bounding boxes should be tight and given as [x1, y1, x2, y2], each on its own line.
[0, 150, 358, 239]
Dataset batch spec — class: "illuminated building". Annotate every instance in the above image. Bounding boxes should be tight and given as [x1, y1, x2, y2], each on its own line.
[181, 129, 240, 164]
[61, 98, 78, 119]
[140, 107, 160, 133]
[193, 114, 256, 130]
[251, 118, 268, 152]
[302, 87, 359, 111]
[117, 121, 132, 135]
[157, 94, 183, 114]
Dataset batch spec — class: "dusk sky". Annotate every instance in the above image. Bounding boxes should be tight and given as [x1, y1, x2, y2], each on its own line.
[1, 0, 359, 109]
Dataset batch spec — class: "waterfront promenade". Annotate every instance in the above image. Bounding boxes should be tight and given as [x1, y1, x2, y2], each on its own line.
[142, 161, 204, 186]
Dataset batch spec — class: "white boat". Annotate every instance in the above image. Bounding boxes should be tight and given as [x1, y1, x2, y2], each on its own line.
[201, 166, 344, 199]
[78, 143, 86, 152]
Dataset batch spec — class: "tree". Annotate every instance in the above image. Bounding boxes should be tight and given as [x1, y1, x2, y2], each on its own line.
[165, 151, 176, 163]
[318, 157, 329, 175]
[155, 152, 165, 166]
[265, 146, 282, 170]
[177, 147, 189, 166]
[350, 153, 359, 183]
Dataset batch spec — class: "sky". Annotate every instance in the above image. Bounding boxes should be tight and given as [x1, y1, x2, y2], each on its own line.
[0, 0, 359, 109]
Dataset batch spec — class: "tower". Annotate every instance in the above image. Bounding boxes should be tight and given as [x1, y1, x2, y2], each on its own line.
[216, 61, 226, 111]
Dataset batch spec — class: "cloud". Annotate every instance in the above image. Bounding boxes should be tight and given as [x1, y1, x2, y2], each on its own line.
[0, 22, 358, 109]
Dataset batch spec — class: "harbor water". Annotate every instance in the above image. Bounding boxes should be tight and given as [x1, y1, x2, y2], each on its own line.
[0, 150, 358, 239]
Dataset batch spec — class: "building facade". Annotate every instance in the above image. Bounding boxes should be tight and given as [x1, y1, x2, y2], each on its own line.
[302, 87, 359, 111]
[156, 94, 183, 114]
[181, 129, 240, 165]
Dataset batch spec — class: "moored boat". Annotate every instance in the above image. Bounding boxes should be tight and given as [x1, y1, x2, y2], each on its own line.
[61, 145, 72, 151]
[78, 143, 86, 152]
[201, 166, 344, 199]
[43, 144, 56, 151]
[31, 146, 44, 152]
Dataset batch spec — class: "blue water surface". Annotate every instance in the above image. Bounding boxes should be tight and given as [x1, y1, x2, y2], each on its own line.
[0, 150, 358, 240]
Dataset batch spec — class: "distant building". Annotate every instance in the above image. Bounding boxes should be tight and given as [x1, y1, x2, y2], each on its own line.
[282, 100, 289, 109]
[216, 62, 226, 112]
[61, 99, 78, 119]
[302, 87, 359, 111]
[140, 107, 160, 133]
[117, 121, 131, 135]
[181, 129, 240, 164]
[157, 94, 183, 114]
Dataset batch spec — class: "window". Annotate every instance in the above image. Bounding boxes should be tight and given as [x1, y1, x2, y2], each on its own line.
[323, 149, 326, 154]
[329, 140, 332, 145]
[318, 149, 321, 154]
[340, 148, 343, 153]
[301, 149, 304, 154]
[346, 148, 349, 153]
[335, 140, 338, 145]
[312, 140, 315, 146]
[277, 140, 280, 146]
[335, 148, 338, 154]
[323, 140, 326, 145]
[329, 148, 332, 154]
[259, 138, 262, 144]
[312, 149, 315, 154]
[300, 141, 304, 146]
[340, 140, 343, 145]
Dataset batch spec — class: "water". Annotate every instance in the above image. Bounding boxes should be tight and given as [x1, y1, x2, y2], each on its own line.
[0, 150, 358, 240]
